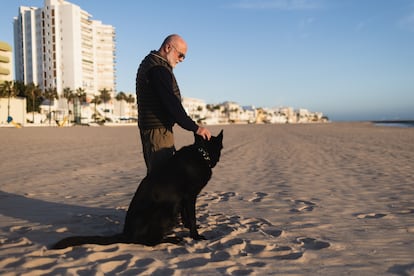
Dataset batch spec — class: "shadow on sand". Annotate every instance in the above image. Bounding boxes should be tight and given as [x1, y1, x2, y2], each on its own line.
[0, 190, 125, 247]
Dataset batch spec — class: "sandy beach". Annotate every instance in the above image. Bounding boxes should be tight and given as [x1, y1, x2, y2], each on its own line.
[0, 123, 413, 275]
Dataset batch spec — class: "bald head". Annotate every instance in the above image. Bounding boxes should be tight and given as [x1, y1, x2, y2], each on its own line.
[158, 34, 187, 68]
[160, 34, 186, 49]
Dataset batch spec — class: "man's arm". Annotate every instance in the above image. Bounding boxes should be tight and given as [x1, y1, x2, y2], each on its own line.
[148, 66, 211, 140]
[148, 66, 199, 132]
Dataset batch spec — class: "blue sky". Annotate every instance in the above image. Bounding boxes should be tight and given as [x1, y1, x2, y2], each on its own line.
[1, 0, 413, 121]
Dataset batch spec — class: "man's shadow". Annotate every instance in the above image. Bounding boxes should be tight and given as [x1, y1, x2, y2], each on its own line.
[0, 190, 126, 247]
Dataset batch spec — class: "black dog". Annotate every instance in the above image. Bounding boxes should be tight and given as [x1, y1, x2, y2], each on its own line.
[52, 130, 223, 249]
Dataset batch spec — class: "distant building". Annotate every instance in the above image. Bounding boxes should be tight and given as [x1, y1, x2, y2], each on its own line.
[13, 0, 116, 99]
[0, 41, 13, 84]
[182, 97, 207, 122]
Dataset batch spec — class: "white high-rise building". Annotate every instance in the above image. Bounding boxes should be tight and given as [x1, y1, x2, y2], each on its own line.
[13, 0, 116, 99]
[0, 41, 13, 83]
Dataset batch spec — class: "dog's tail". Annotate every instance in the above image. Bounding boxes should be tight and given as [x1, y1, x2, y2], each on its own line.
[52, 233, 126, 249]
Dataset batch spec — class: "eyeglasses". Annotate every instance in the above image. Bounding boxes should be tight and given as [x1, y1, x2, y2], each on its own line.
[171, 45, 186, 60]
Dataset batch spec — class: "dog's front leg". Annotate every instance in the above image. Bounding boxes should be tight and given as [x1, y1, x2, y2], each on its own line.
[180, 202, 191, 229]
[184, 197, 206, 240]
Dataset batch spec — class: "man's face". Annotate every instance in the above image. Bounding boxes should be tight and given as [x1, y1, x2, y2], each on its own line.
[166, 43, 186, 68]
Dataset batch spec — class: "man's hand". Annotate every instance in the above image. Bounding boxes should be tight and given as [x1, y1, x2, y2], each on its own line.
[196, 126, 211, 140]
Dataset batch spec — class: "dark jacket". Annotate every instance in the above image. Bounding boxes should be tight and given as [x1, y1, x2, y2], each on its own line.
[136, 51, 198, 132]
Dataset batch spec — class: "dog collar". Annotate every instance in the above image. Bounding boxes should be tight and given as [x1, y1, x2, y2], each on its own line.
[198, 147, 211, 167]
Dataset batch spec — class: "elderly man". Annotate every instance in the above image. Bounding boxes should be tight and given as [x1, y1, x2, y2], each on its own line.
[136, 34, 211, 174]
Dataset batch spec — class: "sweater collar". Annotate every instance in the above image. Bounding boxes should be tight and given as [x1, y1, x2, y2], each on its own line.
[150, 51, 172, 69]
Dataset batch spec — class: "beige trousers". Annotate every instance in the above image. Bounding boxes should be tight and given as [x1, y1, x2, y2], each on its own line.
[140, 127, 175, 174]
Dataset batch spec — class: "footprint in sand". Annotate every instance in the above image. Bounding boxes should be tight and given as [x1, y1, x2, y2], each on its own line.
[0, 237, 33, 249]
[225, 266, 254, 275]
[199, 208, 282, 241]
[134, 258, 156, 268]
[87, 253, 133, 273]
[10, 226, 32, 234]
[167, 245, 190, 255]
[295, 237, 330, 250]
[216, 192, 237, 202]
[240, 217, 272, 233]
[355, 213, 387, 219]
[275, 252, 304, 260]
[289, 199, 316, 213]
[204, 236, 303, 261]
[395, 209, 414, 215]
[170, 254, 211, 269]
[260, 226, 283, 238]
[198, 191, 237, 203]
[248, 192, 268, 203]
[210, 250, 231, 262]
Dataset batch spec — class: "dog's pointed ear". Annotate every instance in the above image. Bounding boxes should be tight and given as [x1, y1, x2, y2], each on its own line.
[218, 129, 223, 141]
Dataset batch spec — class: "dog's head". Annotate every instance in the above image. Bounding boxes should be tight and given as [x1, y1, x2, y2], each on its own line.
[194, 130, 223, 168]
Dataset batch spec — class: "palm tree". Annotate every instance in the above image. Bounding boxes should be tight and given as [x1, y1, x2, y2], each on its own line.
[116, 91, 127, 101]
[0, 82, 7, 98]
[62, 87, 74, 122]
[76, 87, 87, 103]
[25, 83, 42, 123]
[99, 88, 112, 121]
[74, 87, 86, 124]
[43, 87, 59, 125]
[0, 81, 15, 120]
[126, 94, 136, 120]
[126, 94, 135, 105]
[91, 95, 102, 123]
[116, 91, 127, 118]
[13, 81, 26, 97]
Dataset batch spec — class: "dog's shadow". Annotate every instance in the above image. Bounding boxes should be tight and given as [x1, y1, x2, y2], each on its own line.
[0, 190, 124, 246]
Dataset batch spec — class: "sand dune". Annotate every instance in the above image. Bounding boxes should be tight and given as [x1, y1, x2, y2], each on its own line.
[0, 123, 413, 275]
